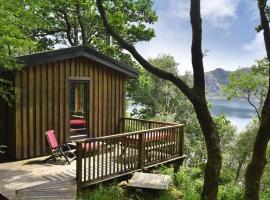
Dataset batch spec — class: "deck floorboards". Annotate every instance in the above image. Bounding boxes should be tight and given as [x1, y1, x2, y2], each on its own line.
[0, 150, 129, 200]
[0, 153, 126, 200]
[0, 146, 178, 199]
[0, 156, 77, 199]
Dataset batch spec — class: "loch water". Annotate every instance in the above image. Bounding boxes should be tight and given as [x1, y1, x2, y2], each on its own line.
[208, 98, 257, 132]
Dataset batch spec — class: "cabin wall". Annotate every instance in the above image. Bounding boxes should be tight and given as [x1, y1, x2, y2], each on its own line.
[14, 57, 126, 159]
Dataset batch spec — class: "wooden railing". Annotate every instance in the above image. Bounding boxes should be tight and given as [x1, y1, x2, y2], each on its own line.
[121, 117, 177, 132]
[76, 119, 184, 189]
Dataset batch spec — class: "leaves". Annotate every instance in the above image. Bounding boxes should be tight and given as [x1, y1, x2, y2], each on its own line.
[221, 59, 269, 119]
[126, 54, 183, 119]
[0, 0, 157, 104]
[0, 0, 38, 104]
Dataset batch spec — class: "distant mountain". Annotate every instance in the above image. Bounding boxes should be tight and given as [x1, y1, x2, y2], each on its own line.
[205, 68, 229, 95]
[205, 68, 249, 96]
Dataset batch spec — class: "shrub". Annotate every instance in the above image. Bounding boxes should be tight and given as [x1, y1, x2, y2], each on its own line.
[0, 145, 7, 154]
[78, 185, 127, 200]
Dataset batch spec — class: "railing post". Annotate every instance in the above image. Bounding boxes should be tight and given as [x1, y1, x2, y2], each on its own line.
[121, 117, 125, 133]
[174, 126, 184, 173]
[138, 133, 145, 170]
[76, 141, 83, 189]
[179, 126, 184, 156]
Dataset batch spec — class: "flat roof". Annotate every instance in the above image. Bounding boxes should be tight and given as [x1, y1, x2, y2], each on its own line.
[16, 46, 138, 78]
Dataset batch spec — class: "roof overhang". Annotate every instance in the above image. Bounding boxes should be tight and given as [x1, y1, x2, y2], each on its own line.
[16, 46, 138, 78]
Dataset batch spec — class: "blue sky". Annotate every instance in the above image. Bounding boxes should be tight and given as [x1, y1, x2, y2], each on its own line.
[135, 0, 266, 73]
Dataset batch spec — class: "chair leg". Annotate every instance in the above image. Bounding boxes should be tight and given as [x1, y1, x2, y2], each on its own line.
[60, 148, 71, 164]
[67, 151, 77, 162]
[69, 155, 76, 163]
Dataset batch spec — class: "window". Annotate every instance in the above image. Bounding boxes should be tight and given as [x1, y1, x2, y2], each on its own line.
[69, 79, 89, 138]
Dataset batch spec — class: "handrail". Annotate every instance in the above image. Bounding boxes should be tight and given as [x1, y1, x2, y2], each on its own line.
[79, 124, 184, 143]
[76, 120, 185, 189]
[121, 117, 178, 125]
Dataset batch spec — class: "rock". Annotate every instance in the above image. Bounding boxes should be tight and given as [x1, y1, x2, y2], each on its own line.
[118, 181, 128, 188]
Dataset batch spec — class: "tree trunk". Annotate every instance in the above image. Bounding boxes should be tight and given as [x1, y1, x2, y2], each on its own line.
[192, 96, 222, 200]
[245, 1, 270, 199]
[96, 0, 222, 199]
[245, 93, 270, 200]
[235, 159, 243, 182]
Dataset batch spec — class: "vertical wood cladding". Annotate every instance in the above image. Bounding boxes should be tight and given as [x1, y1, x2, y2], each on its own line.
[14, 57, 126, 159]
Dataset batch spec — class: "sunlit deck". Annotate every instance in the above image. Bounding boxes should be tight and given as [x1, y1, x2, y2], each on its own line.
[0, 118, 185, 199]
[0, 157, 77, 199]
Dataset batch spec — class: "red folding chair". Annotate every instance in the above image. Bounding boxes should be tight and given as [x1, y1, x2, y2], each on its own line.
[44, 130, 76, 164]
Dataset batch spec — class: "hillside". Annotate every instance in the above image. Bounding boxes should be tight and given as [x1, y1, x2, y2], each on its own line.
[205, 68, 229, 96]
[205, 67, 249, 96]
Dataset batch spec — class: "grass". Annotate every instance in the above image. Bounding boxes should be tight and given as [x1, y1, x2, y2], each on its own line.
[78, 184, 183, 200]
[78, 185, 127, 200]
[77, 165, 184, 200]
[77, 165, 248, 200]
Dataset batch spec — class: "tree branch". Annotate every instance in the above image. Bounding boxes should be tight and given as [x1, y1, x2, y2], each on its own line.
[96, 0, 194, 101]
[56, 9, 75, 46]
[247, 92, 261, 121]
[75, 1, 87, 45]
[32, 28, 67, 38]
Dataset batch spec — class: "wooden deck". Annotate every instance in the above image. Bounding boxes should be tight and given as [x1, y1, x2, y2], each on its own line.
[76, 122, 185, 188]
[0, 157, 77, 199]
[0, 150, 130, 200]
[0, 118, 185, 199]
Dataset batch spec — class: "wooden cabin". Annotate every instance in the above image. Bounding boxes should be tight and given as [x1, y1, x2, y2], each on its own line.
[0, 46, 138, 160]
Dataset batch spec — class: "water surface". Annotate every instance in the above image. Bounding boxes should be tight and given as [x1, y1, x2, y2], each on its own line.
[208, 98, 257, 131]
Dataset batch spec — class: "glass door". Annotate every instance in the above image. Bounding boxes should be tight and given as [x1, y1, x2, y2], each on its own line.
[69, 80, 89, 139]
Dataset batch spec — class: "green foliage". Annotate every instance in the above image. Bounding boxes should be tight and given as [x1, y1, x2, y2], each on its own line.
[0, 0, 39, 104]
[175, 167, 203, 199]
[218, 184, 244, 200]
[173, 167, 244, 200]
[184, 114, 235, 168]
[222, 59, 269, 119]
[78, 185, 127, 200]
[0, 78, 16, 105]
[0, 144, 7, 154]
[127, 54, 236, 168]
[127, 54, 183, 119]
[0, 0, 157, 104]
[224, 120, 258, 183]
[158, 187, 183, 200]
[260, 147, 270, 199]
[79, 162, 270, 200]
[0, 0, 37, 68]
[22, 0, 157, 57]
[220, 119, 270, 199]
[214, 115, 236, 151]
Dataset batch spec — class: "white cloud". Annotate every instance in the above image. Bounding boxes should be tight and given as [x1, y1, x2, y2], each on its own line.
[135, 0, 264, 74]
[135, 29, 192, 74]
[159, 0, 240, 28]
[243, 32, 265, 58]
[243, 0, 259, 21]
[201, 0, 238, 18]
[201, 0, 240, 27]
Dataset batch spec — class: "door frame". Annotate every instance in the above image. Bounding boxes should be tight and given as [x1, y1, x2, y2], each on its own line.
[68, 77, 90, 140]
